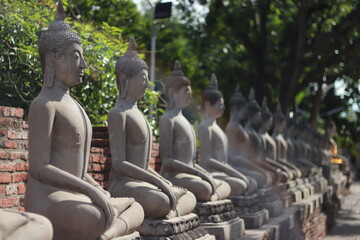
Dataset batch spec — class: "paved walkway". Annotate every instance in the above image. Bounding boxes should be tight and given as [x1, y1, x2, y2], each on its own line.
[326, 181, 360, 240]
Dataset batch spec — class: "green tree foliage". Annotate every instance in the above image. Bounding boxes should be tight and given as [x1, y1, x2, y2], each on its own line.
[0, 0, 161, 127]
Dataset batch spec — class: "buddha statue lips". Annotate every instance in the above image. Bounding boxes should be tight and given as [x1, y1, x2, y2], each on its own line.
[24, 2, 144, 239]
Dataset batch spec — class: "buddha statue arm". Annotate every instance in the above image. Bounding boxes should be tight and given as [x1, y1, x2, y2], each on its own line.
[84, 173, 111, 198]
[199, 126, 249, 186]
[28, 102, 115, 229]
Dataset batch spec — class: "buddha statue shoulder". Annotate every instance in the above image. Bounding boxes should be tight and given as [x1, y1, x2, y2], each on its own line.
[25, 2, 142, 239]
[199, 74, 258, 196]
[159, 61, 231, 202]
[107, 39, 196, 220]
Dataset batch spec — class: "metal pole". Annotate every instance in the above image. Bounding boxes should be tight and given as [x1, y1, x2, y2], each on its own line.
[149, 17, 156, 120]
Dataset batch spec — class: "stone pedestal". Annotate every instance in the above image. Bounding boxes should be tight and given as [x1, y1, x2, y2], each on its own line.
[231, 194, 269, 229]
[257, 188, 283, 218]
[274, 183, 292, 208]
[286, 180, 303, 203]
[139, 213, 214, 239]
[194, 199, 245, 240]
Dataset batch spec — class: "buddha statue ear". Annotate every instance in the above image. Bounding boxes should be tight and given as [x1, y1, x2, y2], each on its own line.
[44, 51, 56, 88]
[120, 79, 128, 98]
[166, 87, 176, 109]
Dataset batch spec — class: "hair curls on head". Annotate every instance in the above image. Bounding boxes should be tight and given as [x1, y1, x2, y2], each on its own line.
[164, 60, 191, 93]
[38, 0, 81, 70]
[229, 83, 247, 111]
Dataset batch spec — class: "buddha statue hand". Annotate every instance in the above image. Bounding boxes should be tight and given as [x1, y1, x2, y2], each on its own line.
[110, 197, 135, 216]
[88, 187, 115, 229]
[197, 171, 217, 196]
[160, 183, 179, 210]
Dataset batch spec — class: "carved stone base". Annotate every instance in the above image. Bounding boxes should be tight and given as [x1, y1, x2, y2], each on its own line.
[231, 194, 269, 229]
[139, 213, 212, 239]
[194, 199, 244, 240]
[257, 188, 283, 218]
[286, 180, 303, 203]
[235, 208, 269, 229]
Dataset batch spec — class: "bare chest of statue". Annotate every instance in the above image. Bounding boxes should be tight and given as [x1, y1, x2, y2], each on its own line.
[51, 96, 91, 177]
[125, 108, 151, 169]
[173, 115, 196, 166]
[210, 124, 227, 163]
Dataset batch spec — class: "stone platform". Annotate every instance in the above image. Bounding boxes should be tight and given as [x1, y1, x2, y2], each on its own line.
[232, 194, 269, 229]
[194, 199, 244, 240]
[139, 213, 214, 239]
[257, 188, 283, 218]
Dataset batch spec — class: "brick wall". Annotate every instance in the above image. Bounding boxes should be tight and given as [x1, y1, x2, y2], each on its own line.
[0, 106, 161, 209]
[0, 107, 29, 211]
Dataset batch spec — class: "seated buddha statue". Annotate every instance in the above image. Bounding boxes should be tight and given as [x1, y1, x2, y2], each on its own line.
[259, 98, 300, 181]
[225, 86, 272, 188]
[107, 37, 196, 220]
[245, 89, 291, 184]
[198, 74, 257, 196]
[159, 61, 231, 203]
[0, 210, 52, 240]
[24, 2, 143, 239]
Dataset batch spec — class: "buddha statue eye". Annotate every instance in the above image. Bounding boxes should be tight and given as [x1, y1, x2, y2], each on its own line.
[73, 51, 80, 60]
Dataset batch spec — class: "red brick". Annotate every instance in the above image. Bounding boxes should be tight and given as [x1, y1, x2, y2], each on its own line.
[91, 139, 110, 147]
[0, 197, 20, 207]
[0, 162, 16, 172]
[0, 186, 5, 196]
[0, 173, 11, 183]
[92, 163, 103, 172]
[16, 162, 28, 171]
[0, 118, 20, 129]
[9, 152, 22, 160]
[0, 129, 6, 137]
[20, 152, 28, 160]
[104, 148, 111, 156]
[18, 183, 26, 194]
[151, 150, 159, 157]
[24, 143, 29, 150]
[1, 107, 11, 117]
[90, 147, 104, 154]
[99, 157, 108, 164]
[152, 143, 159, 150]
[7, 130, 27, 140]
[15, 108, 24, 118]
[90, 155, 100, 163]
[12, 172, 27, 183]
[2, 141, 18, 149]
[18, 207, 25, 212]
[92, 173, 104, 181]
[6, 184, 17, 195]
[0, 151, 9, 159]
[22, 121, 28, 129]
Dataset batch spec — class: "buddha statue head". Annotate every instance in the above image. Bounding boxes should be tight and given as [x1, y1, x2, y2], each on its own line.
[273, 102, 286, 133]
[38, 0, 86, 88]
[229, 83, 248, 121]
[325, 118, 336, 138]
[247, 88, 261, 128]
[116, 36, 149, 99]
[164, 60, 191, 109]
[201, 73, 224, 119]
[260, 97, 273, 132]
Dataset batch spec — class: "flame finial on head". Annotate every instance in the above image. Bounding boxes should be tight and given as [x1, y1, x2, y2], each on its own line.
[248, 88, 255, 100]
[174, 60, 181, 71]
[210, 73, 218, 89]
[235, 83, 240, 93]
[262, 96, 268, 108]
[55, 0, 66, 21]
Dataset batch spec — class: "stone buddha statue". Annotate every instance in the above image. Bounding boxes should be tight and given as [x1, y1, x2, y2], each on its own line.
[259, 99, 300, 181]
[159, 61, 231, 202]
[25, 2, 143, 239]
[225, 86, 272, 189]
[198, 74, 257, 196]
[107, 37, 196, 221]
[0, 209, 53, 240]
[160, 61, 244, 240]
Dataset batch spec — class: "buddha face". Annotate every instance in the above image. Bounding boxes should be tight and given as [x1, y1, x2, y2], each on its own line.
[54, 43, 86, 87]
[262, 116, 273, 131]
[175, 85, 192, 109]
[208, 97, 224, 119]
[128, 68, 149, 100]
